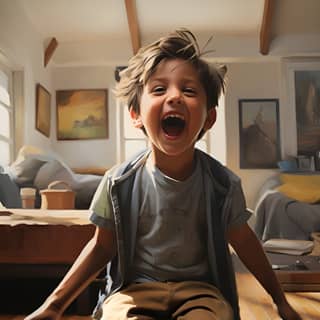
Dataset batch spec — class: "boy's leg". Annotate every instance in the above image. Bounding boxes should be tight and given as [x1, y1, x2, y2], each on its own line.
[100, 281, 233, 320]
[100, 282, 170, 320]
[171, 281, 233, 320]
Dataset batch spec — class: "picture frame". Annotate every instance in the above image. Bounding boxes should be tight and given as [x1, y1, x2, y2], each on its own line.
[239, 99, 281, 169]
[283, 60, 320, 157]
[294, 68, 320, 155]
[56, 89, 108, 140]
[36, 83, 51, 137]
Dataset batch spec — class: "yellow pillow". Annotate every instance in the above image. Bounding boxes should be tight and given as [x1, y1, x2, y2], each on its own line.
[277, 174, 320, 203]
[280, 173, 320, 185]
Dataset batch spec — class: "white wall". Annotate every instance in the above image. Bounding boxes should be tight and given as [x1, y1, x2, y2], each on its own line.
[225, 61, 282, 214]
[0, 0, 54, 154]
[52, 66, 117, 168]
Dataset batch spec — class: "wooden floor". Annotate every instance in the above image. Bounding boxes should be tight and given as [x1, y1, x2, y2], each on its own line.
[1, 272, 319, 320]
[236, 272, 320, 320]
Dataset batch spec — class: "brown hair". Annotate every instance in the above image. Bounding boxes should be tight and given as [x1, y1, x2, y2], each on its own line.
[114, 28, 226, 114]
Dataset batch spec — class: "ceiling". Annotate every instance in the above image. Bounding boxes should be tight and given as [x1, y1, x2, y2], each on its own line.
[17, 0, 320, 67]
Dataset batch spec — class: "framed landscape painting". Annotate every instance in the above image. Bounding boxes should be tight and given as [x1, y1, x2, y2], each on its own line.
[56, 89, 108, 140]
[239, 99, 281, 169]
[36, 84, 51, 137]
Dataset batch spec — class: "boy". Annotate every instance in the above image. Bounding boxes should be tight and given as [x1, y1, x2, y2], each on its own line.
[26, 29, 301, 320]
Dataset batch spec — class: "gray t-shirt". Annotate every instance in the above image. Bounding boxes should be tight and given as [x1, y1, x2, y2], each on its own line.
[131, 155, 209, 282]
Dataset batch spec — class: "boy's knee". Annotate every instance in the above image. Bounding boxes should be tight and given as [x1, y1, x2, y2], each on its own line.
[177, 304, 233, 320]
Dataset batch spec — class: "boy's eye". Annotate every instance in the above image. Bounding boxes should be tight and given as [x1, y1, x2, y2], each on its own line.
[183, 88, 197, 96]
[152, 86, 166, 94]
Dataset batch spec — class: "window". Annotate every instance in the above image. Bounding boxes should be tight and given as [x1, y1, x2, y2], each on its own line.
[117, 101, 148, 161]
[195, 132, 209, 153]
[209, 95, 226, 165]
[0, 67, 13, 165]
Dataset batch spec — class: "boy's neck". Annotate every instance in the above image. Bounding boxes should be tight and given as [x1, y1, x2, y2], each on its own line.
[150, 148, 196, 181]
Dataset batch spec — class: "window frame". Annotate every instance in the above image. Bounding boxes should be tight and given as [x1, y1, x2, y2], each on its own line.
[0, 64, 14, 165]
[116, 100, 148, 162]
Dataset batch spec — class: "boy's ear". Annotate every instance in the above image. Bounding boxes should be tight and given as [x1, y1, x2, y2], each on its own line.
[203, 108, 217, 130]
[219, 65, 227, 79]
[129, 106, 143, 128]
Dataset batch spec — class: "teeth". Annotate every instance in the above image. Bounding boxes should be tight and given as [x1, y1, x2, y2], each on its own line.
[163, 114, 185, 121]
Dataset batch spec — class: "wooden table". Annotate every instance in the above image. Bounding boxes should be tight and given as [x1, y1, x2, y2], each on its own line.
[233, 252, 320, 292]
[0, 209, 96, 315]
[267, 253, 320, 292]
[0, 209, 95, 264]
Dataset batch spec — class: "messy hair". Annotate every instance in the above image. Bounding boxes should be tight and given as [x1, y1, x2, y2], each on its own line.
[114, 28, 226, 114]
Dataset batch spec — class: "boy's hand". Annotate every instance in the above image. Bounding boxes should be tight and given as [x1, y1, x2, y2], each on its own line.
[24, 300, 61, 320]
[227, 223, 302, 320]
[276, 299, 302, 320]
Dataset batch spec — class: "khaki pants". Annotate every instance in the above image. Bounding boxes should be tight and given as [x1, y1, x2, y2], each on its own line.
[101, 281, 233, 320]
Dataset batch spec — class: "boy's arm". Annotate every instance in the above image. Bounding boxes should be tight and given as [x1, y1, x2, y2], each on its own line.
[25, 226, 117, 320]
[227, 223, 302, 320]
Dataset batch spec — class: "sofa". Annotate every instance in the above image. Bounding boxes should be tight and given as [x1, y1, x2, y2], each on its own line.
[253, 172, 320, 241]
[0, 146, 105, 209]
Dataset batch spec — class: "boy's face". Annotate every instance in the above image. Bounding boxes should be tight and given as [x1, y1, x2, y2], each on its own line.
[130, 58, 216, 157]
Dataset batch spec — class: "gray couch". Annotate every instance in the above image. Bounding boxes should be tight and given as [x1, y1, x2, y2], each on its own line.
[0, 173, 22, 208]
[1, 153, 104, 209]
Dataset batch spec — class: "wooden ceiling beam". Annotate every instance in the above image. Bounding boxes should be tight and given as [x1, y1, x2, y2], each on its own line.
[124, 0, 141, 54]
[44, 37, 58, 67]
[260, 0, 275, 55]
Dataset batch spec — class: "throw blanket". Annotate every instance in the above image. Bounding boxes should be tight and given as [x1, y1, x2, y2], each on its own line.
[254, 191, 320, 241]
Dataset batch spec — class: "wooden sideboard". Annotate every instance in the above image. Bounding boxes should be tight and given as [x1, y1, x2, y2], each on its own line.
[0, 209, 97, 315]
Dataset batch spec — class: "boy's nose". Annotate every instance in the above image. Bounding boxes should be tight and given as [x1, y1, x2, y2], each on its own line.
[167, 90, 182, 105]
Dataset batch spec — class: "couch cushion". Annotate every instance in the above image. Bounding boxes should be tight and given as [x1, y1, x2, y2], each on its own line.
[34, 159, 75, 190]
[9, 155, 47, 185]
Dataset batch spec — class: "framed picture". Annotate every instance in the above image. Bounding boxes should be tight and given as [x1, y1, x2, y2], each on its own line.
[294, 69, 320, 155]
[36, 84, 51, 137]
[283, 60, 320, 157]
[239, 99, 281, 169]
[56, 89, 108, 140]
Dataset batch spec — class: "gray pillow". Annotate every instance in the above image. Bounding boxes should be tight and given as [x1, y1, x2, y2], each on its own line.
[10, 155, 47, 185]
[34, 159, 103, 209]
[34, 159, 76, 190]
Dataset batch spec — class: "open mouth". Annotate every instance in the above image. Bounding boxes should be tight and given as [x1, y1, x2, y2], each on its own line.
[161, 114, 186, 137]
